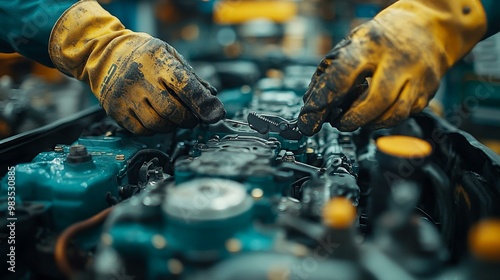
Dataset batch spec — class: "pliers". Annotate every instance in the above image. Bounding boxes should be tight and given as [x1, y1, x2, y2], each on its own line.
[247, 112, 303, 140]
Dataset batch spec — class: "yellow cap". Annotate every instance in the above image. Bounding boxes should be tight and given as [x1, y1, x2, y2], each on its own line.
[322, 197, 356, 228]
[376, 135, 432, 158]
[214, 1, 297, 24]
[469, 219, 500, 262]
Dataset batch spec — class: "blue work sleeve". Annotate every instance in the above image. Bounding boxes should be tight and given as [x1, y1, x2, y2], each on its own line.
[481, 0, 500, 37]
[0, 0, 75, 67]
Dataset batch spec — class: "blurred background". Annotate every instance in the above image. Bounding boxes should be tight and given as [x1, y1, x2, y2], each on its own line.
[1, 0, 499, 153]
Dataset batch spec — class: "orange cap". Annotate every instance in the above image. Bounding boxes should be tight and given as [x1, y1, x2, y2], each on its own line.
[322, 197, 356, 228]
[376, 135, 432, 158]
[469, 219, 500, 262]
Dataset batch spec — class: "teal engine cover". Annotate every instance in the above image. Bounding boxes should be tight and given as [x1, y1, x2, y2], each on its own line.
[0, 136, 143, 231]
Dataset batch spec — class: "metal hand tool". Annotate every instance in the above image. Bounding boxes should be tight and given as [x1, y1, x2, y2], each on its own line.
[247, 112, 303, 140]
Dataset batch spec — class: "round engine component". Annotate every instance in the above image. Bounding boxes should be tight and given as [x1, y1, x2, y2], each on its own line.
[162, 179, 255, 261]
[164, 178, 252, 221]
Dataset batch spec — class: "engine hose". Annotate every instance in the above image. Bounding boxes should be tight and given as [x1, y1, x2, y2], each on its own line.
[54, 207, 113, 278]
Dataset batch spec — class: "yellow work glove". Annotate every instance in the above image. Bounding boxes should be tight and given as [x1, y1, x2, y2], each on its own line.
[298, 0, 487, 135]
[49, 0, 225, 134]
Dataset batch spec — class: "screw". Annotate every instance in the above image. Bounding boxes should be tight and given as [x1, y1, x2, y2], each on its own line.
[115, 154, 125, 161]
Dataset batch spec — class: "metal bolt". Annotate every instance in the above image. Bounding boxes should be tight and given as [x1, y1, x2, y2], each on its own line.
[241, 85, 251, 94]
[69, 145, 87, 156]
[54, 145, 64, 152]
[152, 234, 167, 249]
[167, 259, 184, 275]
[225, 238, 242, 253]
[283, 151, 295, 162]
[66, 145, 92, 164]
[251, 188, 264, 199]
[115, 154, 125, 161]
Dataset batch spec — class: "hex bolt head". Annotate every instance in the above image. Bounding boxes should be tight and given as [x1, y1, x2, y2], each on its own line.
[66, 145, 92, 164]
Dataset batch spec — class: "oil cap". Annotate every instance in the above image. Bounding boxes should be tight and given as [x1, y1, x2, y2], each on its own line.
[469, 219, 500, 262]
[376, 135, 432, 158]
[322, 197, 356, 228]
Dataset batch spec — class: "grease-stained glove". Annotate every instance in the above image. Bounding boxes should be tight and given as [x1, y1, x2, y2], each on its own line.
[49, 0, 225, 134]
[298, 0, 487, 135]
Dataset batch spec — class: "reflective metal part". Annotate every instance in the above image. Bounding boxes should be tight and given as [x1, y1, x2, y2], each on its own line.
[223, 118, 249, 126]
[247, 112, 303, 140]
[163, 178, 252, 221]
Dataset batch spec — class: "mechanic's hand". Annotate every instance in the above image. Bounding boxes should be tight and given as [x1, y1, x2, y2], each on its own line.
[298, 0, 487, 136]
[49, 0, 224, 134]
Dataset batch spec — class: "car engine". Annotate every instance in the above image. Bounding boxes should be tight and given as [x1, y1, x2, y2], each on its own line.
[1, 64, 500, 280]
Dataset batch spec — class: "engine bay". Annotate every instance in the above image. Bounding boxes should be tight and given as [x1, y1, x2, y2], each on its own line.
[1, 64, 500, 280]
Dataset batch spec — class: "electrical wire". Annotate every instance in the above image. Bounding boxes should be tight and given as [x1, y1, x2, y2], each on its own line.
[55, 206, 113, 278]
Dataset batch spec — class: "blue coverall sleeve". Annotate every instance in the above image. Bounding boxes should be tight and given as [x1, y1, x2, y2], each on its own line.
[481, 0, 500, 37]
[0, 0, 75, 67]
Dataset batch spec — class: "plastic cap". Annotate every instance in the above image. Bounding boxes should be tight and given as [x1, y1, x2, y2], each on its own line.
[376, 135, 432, 158]
[469, 219, 500, 262]
[322, 197, 356, 228]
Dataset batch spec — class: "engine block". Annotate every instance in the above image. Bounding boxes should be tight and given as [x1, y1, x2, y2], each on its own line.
[1, 64, 500, 280]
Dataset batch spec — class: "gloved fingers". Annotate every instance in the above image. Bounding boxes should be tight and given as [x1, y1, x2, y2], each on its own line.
[149, 87, 199, 128]
[105, 97, 176, 135]
[102, 96, 147, 135]
[112, 111, 155, 135]
[337, 66, 407, 131]
[365, 82, 415, 130]
[410, 95, 430, 114]
[132, 100, 179, 133]
[298, 83, 331, 136]
[299, 24, 382, 136]
[194, 74, 218, 96]
[302, 37, 352, 104]
[163, 42, 219, 97]
[328, 80, 370, 127]
[315, 37, 352, 78]
[158, 74, 225, 124]
[118, 114, 155, 136]
[158, 63, 225, 124]
[162, 75, 225, 124]
[299, 56, 376, 136]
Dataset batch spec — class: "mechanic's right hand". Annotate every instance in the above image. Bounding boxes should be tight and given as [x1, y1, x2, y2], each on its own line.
[49, 0, 225, 134]
[298, 0, 487, 136]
